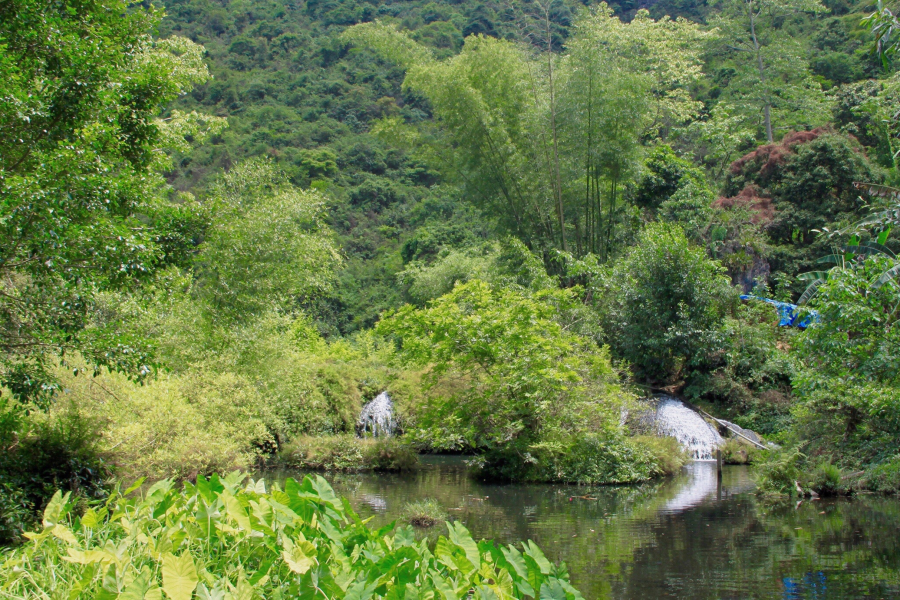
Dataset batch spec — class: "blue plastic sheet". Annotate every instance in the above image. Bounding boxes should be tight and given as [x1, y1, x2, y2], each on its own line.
[739, 295, 819, 328]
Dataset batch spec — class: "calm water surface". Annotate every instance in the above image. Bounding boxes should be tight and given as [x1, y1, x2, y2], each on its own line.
[273, 457, 900, 599]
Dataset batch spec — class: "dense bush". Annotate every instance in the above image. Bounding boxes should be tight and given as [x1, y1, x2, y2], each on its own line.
[481, 434, 686, 485]
[597, 223, 737, 383]
[628, 144, 712, 212]
[0, 474, 584, 599]
[0, 400, 110, 545]
[722, 130, 885, 282]
[684, 297, 795, 436]
[792, 257, 900, 475]
[378, 279, 674, 483]
[719, 438, 757, 464]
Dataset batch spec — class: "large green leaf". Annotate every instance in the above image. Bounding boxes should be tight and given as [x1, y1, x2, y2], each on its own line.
[874, 263, 900, 288]
[42, 490, 71, 528]
[161, 552, 199, 600]
[446, 521, 481, 571]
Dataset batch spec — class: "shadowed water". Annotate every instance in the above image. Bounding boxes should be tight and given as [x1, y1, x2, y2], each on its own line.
[270, 457, 900, 599]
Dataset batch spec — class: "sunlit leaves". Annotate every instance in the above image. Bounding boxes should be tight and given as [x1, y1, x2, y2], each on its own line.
[198, 159, 341, 322]
[378, 279, 627, 463]
[161, 553, 198, 600]
[0, 0, 219, 394]
[597, 223, 736, 382]
[0, 474, 583, 599]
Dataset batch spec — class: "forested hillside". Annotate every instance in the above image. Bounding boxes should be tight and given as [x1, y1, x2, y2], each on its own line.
[3, 0, 900, 592]
[153, 0, 893, 335]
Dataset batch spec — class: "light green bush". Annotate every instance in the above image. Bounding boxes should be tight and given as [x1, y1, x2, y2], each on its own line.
[378, 279, 670, 483]
[54, 365, 272, 481]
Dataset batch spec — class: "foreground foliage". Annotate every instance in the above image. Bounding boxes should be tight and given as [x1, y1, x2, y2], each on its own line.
[0, 473, 583, 599]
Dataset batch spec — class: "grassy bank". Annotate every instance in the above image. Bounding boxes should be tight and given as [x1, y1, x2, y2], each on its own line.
[277, 435, 419, 472]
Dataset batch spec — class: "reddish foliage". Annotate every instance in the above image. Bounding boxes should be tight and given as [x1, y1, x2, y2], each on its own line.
[729, 127, 831, 180]
[714, 185, 776, 225]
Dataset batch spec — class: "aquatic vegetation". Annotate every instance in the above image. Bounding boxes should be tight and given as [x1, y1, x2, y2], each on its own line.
[0, 473, 583, 599]
[402, 498, 448, 528]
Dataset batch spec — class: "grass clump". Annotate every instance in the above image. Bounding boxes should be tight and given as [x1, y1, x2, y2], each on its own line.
[755, 448, 802, 500]
[278, 435, 418, 471]
[402, 498, 448, 528]
[806, 462, 845, 496]
[0, 473, 584, 598]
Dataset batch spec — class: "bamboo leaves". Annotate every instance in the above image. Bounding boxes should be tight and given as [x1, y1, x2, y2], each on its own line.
[343, 9, 707, 258]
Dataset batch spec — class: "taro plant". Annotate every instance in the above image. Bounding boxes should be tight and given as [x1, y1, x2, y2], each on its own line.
[0, 472, 583, 599]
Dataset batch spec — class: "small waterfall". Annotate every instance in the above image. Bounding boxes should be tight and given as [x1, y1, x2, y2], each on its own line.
[655, 396, 723, 461]
[358, 392, 394, 437]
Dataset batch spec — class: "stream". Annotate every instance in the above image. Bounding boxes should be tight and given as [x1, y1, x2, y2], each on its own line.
[270, 456, 900, 599]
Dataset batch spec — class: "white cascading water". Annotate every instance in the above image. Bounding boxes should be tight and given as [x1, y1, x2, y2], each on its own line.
[655, 396, 723, 461]
[358, 391, 394, 437]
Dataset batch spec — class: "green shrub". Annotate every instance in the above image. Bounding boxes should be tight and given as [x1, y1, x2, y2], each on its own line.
[0, 484, 31, 546]
[475, 433, 686, 485]
[863, 458, 900, 494]
[380, 280, 641, 483]
[53, 365, 273, 481]
[755, 448, 802, 499]
[807, 462, 845, 496]
[279, 435, 418, 471]
[362, 436, 420, 471]
[0, 401, 110, 546]
[0, 474, 584, 599]
[597, 223, 736, 383]
[720, 438, 760, 465]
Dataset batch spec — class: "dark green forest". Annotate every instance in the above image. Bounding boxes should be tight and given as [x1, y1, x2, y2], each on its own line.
[3, 0, 900, 595]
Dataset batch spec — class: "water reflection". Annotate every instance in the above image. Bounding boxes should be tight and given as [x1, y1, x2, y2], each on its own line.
[267, 458, 900, 599]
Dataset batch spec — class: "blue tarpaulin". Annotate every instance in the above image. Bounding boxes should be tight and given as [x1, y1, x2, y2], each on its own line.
[739, 295, 819, 328]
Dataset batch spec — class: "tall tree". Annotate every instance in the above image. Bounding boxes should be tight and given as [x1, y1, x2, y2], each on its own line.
[710, 0, 829, 143]
[558, 5, 711, 258]
[0, 0, 218, 399]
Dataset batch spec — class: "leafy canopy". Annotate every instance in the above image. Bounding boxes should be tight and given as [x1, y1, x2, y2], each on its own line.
[598, 223, 736, 382]
[378, 280, 626, 459]
[0, 0, 220, 399]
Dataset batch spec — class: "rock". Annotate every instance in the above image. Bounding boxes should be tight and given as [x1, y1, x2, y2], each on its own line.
[719, 419, 763, 445]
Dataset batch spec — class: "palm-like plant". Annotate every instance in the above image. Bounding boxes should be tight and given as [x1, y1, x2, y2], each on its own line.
[798, 182, 898, 304]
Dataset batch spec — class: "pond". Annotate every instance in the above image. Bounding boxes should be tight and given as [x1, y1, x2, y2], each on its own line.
[271, 456, 900, 599]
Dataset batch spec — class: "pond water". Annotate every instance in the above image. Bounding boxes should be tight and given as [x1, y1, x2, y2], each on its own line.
[271, 456, 900, 599]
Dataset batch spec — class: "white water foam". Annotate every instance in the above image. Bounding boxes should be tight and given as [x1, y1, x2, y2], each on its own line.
[358, 391, 394, 437]
[655, 396, 723, 461]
